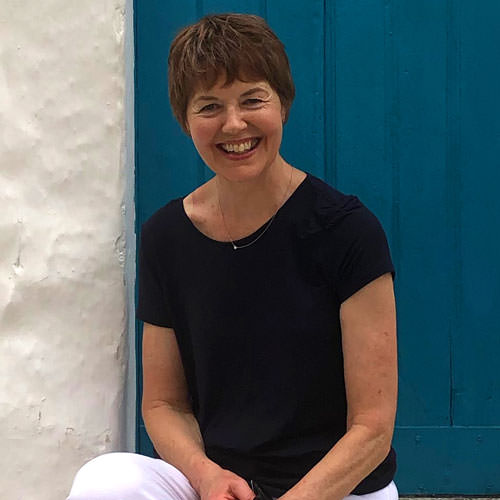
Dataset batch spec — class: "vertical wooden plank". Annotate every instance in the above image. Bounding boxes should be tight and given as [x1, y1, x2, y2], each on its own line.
[445, 0, 462, 429]
[334, 1, 405, 421]
[453, 0, 500, 426]
[383, 0, 400, 271]
[324, 0, 337, 186]
[135, 0, 200, 456]
[391, 0, 451, 426]
[334, 0, 391, 222]
[202, 0, 261, 15]
[135, 0, 200, 224]
[266, 0, 325, 178]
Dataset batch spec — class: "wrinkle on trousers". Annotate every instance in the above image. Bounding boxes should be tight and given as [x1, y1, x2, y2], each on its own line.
[67, 452, 398, 500]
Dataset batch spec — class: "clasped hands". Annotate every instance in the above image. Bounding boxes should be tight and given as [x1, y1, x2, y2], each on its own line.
[198, 468, 274, 500]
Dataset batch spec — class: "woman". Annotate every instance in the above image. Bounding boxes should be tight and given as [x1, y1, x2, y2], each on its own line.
[68, 13, 398, 500]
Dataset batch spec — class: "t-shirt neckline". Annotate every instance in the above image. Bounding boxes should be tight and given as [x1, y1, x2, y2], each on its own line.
[180, 173, 310, 246]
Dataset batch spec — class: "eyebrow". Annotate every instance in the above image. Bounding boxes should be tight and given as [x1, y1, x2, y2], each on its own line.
[241, 87, 270, 97]
[193, 87, 270, 104]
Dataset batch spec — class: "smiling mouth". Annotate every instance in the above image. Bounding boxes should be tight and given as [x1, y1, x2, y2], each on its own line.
[217, 138, 261, 154]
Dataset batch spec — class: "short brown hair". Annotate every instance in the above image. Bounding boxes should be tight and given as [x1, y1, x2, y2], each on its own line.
[168, 13, 295, 133]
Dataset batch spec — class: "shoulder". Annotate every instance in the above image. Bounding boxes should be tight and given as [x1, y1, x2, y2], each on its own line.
[299, 177, 394, 300]
[183, 180, 220, 229]
[297, 174, 377, 239]
[141, 197, 185, 247]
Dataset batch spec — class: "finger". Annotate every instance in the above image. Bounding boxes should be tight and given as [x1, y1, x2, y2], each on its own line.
[229, 480, 256, 500]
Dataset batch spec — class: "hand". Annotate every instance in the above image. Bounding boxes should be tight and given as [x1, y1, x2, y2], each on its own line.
[198, 467, 256, 500]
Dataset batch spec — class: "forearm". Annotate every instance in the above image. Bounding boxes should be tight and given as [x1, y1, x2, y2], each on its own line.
[143, 403, 221, 494]
[279, 424, 392, 500]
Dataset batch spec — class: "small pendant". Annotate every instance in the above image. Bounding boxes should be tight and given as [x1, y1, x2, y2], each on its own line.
[232, 243, 238, 250]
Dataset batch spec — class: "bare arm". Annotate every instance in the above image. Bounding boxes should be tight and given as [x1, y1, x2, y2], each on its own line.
[142, 322, 213, 491]
[142, 322, 255, 500]
[278, 273, 398, 500]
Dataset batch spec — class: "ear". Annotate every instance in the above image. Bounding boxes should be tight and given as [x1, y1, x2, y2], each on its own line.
[281, 106, 286, 123]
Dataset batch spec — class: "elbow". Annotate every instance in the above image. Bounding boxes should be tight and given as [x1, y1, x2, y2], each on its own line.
[141, 399, 169, 436]
[374, 426, 393, 460]
[141, 398, 155, 427]
[368, 425, 393, 462]
[348, 417, 395, 461]
[141, 392, 157, 419]
[141, 396, 167, 424]
[142, 396, 192, 421]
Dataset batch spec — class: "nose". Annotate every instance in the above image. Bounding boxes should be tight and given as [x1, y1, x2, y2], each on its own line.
[221, 106, 247, 135]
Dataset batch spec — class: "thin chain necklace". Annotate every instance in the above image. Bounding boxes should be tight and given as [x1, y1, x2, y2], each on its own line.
[217, 166, 294, 250]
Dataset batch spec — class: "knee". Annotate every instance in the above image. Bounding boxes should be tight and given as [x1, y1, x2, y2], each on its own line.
[67, 452, 149, 500]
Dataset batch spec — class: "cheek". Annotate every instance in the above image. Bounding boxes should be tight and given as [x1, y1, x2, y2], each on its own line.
[261, 115, 283, 143]
[190, 122, 216, 148]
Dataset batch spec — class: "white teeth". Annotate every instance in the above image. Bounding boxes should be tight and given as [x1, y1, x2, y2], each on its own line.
[220, 139, 257, 153]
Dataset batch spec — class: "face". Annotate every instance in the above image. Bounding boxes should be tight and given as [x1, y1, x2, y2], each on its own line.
[186, 77, 286, 182]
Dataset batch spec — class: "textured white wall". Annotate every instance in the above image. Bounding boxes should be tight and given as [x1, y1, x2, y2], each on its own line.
[0, 1, 128, 498]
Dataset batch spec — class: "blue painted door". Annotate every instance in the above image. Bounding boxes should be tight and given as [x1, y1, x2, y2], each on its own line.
[135, 1, 500, 494]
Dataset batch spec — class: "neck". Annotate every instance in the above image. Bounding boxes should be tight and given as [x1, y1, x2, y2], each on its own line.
[215, 156, 293, 223]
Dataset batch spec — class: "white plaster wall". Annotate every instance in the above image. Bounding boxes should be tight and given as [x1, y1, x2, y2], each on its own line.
[0, 1, 129, 498]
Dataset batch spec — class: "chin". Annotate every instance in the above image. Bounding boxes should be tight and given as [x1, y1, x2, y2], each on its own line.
[207, 154, 282, 183]
[216, 164, 276, 183]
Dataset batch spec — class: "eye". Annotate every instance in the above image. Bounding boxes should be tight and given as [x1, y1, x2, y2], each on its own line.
[243, 98, 264, 107]
[198, 103, 220, 113]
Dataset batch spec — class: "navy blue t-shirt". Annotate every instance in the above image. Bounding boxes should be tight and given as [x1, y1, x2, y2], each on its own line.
[137, 173, 396, 496]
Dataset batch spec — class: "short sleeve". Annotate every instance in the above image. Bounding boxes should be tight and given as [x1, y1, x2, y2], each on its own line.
[335, 206, 395, 304]
[136, 221, 173, 328]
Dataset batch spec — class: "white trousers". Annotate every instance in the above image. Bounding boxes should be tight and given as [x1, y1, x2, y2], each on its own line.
[67, 452, 399, 500]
